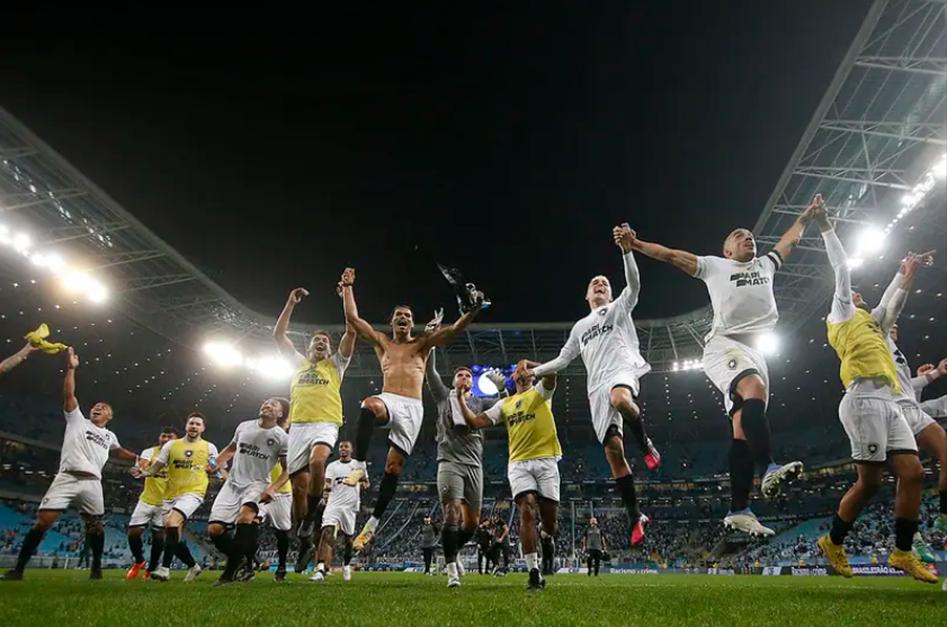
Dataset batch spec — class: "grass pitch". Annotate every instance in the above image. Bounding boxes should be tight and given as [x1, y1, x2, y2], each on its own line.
[0, 569, 942, 626]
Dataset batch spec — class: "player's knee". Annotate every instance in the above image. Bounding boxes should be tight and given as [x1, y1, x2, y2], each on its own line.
[362, 397, 387, 419]
[128, 527, 144, 540]
[310, 445, 331, 465]
[207, 523, 225, 537]
[384, 454, 405, 475]
[736, 374, 766, 400]
[609, 388, 637, 415]
[84, 516, 103, 535]
[897, 460, 924, 486]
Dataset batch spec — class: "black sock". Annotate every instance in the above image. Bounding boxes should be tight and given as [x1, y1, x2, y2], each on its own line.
[128, 534, 145, 563]
[223, 524, 257, 578]
[541, 536, 555, 567]
[442, 523, 459, 562]
[615, 474, 640, 520]
[14, 527, 45, 572]
[162, 530, 179, 568]
[343, 540, 353, 566]
[829, 513, 854, 546]
[587, 555, 592, 575]
[211, 532, 234, 557]
[240, 523, 259, 567]
[88, 531, 104, 570]
[175, 541, 196, 568]
[617, 405, 649, 454]
[739, 399, 774, 475]
[354, 406, 377, 462]
[371, 471, 400, 519]
[148, 531, 165, 572]
[894, 517, 918, 552]
[275, 530, 289, 569]
[729, 439, 753, 511]
[940, 490, 946, 515]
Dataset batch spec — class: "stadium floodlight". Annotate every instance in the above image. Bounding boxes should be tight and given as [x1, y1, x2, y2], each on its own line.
[477, 373, 499, 396]
[934, 153, 947, 180]
[855, 226, 885, 254]
[249, 354, 294, 381]
[62, 270, 93, 293]
[87, 280, 109, 304]
[12, 232, 31, 254]
[755, 332, 780, 355]
[846, 257, 864, 270]
[203, 341, 243, 368]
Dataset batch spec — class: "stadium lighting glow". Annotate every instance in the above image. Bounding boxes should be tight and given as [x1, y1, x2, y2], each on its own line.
[672, 358, 702, 372]
[755, 332, 780, 355]
[846, 256, 864, 270]
[855, 226, 885, 254]
[477, 373, 499, 396]
[204, 340, 294, 381]
[883, 151, 946, 235]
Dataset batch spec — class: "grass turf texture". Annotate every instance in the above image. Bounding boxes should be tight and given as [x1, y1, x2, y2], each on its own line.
[0, 570, 942, 626]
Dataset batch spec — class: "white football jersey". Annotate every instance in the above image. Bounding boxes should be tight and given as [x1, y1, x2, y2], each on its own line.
[59, 408, 120, 479]
[325, 459, 361, 513]
[226, 420, 289, 487]
[696, 252, 782, 340]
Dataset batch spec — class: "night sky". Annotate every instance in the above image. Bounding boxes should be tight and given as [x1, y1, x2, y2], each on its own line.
[0, 2, 871, 326]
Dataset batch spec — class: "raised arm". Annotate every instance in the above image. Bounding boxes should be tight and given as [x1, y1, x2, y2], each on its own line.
[813, 207, 854, 324]
[339, 267, 387, 348]
[63, 347, 79, 413]
[613, 223, 641, 310]
[455, 382, 495, 429]
[0, 343, 38, 377]
[772, 193, 820, 262]
[531, 331, 579, 378]
[913, 359, 946, 392]
[425, 346, 450, 402]
[874, 251, 932, 331]
[273, 288, 308, 359]
[420, 308, 479, 350]
[630, 236, 699, 277]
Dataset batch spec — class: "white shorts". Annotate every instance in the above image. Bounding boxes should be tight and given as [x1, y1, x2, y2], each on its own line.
[588, 374, 641, 444]
[39, 473, 104, 516]
[839, 380, 917, 463]
[164, 493, 205, 522]
[919, 395, 947, 419]
[702, 334, 770, 415]
[508, 457, 560, 502]
[898, 401, 936, 436]
[129, 499, 166, 528]
[287, 422, 340, 475]
[375, 392, 424, 456]
[259, 492, 292, 531]
[209, 481, 269, 525]
[322, 501, 357, 537]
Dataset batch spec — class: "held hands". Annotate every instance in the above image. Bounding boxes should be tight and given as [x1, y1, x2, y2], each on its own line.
[806, 194, 830, 231]
[613, 223, 637, 253]
[899, 250, 935, 285]
[337, 267, 356, 295]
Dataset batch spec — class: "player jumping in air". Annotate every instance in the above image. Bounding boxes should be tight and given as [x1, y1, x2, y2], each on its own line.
[628, 198, 822, 535]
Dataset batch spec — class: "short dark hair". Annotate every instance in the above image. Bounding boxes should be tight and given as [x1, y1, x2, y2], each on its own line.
[310, 329, 332, 342]
[161, 425, 179, 436]
[185, 411, 206, 424]
[273, 397, 290, 420]
[338, 439, 352, 447]
[453, 366, 473, 377]
[388, 305, 413, 324]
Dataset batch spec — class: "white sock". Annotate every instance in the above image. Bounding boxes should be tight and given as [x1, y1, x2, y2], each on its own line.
[317, 562, 326, 573]
[446, 562, 457, 578]
[912, 531, 923, 543]
[366, 516, 380, 531]
[525, 552, 538, 571]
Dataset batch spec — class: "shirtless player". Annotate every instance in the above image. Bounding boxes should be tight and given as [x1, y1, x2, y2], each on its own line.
[336, 267, 482, 551]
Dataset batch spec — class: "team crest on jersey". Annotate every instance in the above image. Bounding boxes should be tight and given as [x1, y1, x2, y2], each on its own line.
[727, 359, 737, 370]
[597, 308, 607, 316]
[515, 400, 522, 409]
[185, 450, 193, 457]
[868, 444, 878, 455]
[266, 438, 275, 447]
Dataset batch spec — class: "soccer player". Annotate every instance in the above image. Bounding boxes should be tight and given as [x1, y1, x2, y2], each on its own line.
[628, 198, 822, 535]
[886, 330, 947, 557]
[811, 204, 937, 584]
[457, 364, 561, 591]
[476, 518, 493, 575]
[205, 397, 290, 586]
[257, 410, 294, 581]
[583, 517, 606, 576]
[310, 440, 368, 582]
[3, 348, 138, 580]
[525, 223, 655, 546]
[138, 412, 219, 582]
[337, 267, 481, 550]
[490, 514, 511, 576]
[273, 287, 356, 571]
[126, 426, 178, 579]
[420, 515, 439, 575]
[914, 359, 947, 421]
[425, 345, 500, 587]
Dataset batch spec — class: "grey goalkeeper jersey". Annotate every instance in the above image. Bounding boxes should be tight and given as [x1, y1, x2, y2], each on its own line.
[426, 349, 498, 467]
[585, 528, 603, 551]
